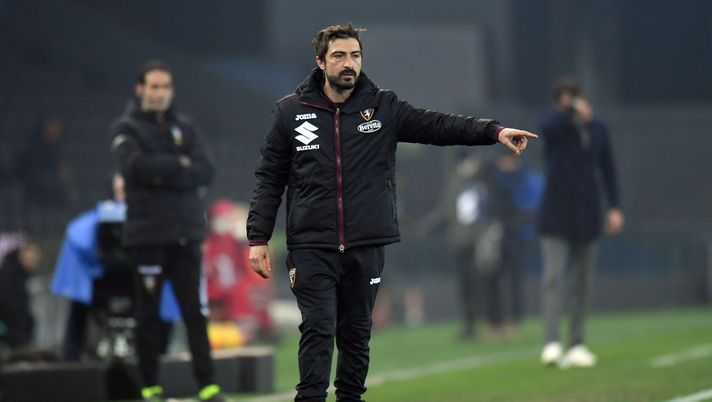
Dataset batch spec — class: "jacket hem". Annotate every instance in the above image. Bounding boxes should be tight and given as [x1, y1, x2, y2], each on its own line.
[286, 236, 401, 251]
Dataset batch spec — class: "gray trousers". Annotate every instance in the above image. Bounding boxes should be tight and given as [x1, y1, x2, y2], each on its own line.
[540, 236, 598, 347]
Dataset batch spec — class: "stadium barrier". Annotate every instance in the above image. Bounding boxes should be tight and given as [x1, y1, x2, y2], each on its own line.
[0, 347, 273, 402]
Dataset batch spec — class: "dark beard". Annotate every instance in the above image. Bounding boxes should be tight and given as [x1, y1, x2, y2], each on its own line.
[326, 70, 358, 92]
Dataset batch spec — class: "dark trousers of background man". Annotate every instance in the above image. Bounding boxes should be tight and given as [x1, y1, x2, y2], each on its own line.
[483, 239, 524, 327]
[455, 244, 481, 339]
[129, 243, 215, 388]
[288, 247, 384, 402]
[540, 236, 597, 347]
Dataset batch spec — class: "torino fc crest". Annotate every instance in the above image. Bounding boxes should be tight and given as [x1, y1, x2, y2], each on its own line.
[360, 108, 375, 121]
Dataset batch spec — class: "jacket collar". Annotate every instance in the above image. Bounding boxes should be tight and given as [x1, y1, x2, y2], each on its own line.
[125, 99, 177, 124]
[296, 68, 378, 114]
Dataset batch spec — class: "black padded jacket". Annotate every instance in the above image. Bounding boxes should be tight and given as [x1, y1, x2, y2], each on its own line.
[247, 69, 501, 252]
[111, 101, 214, 247]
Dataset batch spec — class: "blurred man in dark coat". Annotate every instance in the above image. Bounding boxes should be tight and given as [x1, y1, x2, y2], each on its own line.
[537, 77, 624, 368]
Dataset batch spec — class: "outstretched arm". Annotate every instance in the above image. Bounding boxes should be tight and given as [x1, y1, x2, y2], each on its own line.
[393, 95, 537, 152]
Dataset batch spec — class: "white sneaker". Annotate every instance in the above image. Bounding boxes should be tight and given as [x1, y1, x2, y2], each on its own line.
[540, 342, 563, 366]
[559, 345, 597, 368]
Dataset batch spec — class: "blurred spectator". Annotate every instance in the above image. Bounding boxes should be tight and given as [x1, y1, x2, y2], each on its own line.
[418, 152, 490, 340]
[51, 173, 179, 361]
[421, 150, 542, 341]
[13, 116, 74, 209]
[538, 77, 624, 368]
[202, 199, 274, 345]
[0, 239, 41, 351]
[481, 150, 543, 338]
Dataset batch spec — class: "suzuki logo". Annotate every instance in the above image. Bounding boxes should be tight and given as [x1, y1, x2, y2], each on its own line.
[294, 121, 319, 145]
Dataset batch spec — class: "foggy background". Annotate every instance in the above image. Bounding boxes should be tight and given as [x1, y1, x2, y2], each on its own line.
[0, 0, 710, 347]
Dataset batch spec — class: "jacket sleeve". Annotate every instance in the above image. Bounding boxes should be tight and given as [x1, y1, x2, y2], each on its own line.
[111, 122, 182, 188]
[246, 103, 291, 243]
[598, 124, 620, 208]
[392, 94, 501, 146]
[169, 124, 215, 190]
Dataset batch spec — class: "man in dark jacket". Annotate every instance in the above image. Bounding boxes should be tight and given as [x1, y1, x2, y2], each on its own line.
[537, 77, 624, 369]
[111, 60, 225, 402]
[247, 24, 537, 402]
[0, 241, 40, 351]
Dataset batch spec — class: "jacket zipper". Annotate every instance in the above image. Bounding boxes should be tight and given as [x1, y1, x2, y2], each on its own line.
[334, 108, 345, 253]
[299, 101, 346, 253]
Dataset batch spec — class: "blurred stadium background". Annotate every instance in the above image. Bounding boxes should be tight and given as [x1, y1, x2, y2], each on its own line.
[0, 0, 711, 401]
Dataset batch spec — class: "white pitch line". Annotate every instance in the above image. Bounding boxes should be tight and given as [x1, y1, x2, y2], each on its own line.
[661, 387, 712, 402]
[365, 348, 534, 387]
[241, 347, 536, 402]
[650, 344, 712, 368]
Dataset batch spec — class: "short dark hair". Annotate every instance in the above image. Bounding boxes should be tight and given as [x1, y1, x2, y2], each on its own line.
[137, 60, 172, 84]
[312, 23, 365, 61]
[553, 76, 584, 101]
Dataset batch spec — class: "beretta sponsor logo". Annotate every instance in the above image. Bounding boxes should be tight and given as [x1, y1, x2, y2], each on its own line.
[357, 120, 382, 134]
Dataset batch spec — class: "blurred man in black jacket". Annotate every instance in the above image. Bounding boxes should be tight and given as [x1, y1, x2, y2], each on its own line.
[111, 60, 225, 402]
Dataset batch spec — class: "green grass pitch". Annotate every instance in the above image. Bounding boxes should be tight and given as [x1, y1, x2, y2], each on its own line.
[266, 307, 712, 402]
[116, 307, 712, 401]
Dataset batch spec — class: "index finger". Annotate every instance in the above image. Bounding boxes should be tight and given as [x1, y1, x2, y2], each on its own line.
[516, 130, 539, 139]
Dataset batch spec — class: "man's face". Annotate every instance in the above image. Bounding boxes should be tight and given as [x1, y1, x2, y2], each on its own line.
[135, 70, 174, 113]
[113, 174, 125, 202]
[317, 38, 362, 92]
[18, 243, 41, 273]
[557, 92, 572, 109]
